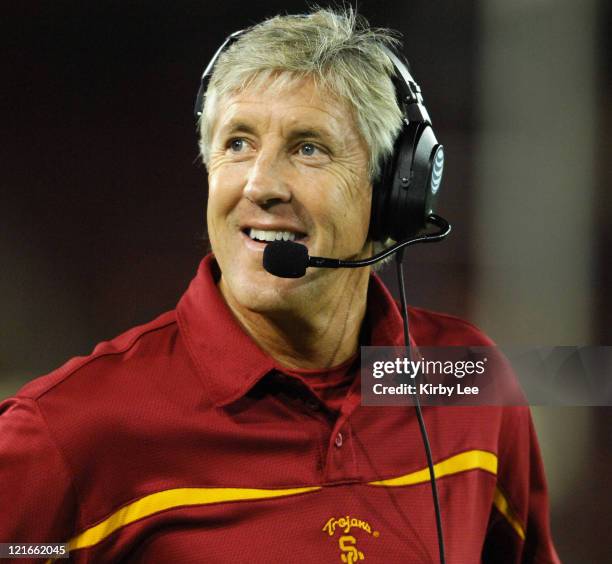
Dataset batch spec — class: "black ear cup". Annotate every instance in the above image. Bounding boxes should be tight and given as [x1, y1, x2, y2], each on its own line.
[366, 44, 444, 243]
[397, 124, 443, 239]
[370, 119, 444, 242]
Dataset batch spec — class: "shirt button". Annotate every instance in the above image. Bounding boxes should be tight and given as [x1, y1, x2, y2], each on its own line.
[334, 432, 343, 448]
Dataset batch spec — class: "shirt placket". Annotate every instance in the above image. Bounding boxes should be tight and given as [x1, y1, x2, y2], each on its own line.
[321, 380, 362, 483]
[277, 371, 361, 483]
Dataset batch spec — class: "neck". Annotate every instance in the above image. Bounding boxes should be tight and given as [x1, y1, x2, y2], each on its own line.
[220, 268, 371, 370]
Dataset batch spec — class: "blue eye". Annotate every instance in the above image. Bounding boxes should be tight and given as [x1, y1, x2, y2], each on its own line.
[300, 143, 317, 156]
[229, 138, 246, 152]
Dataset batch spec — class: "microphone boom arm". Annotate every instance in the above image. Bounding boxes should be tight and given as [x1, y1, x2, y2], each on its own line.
[308, 214, 451, 269]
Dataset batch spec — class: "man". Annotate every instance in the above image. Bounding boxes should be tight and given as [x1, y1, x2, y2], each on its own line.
[0, 8, 559, 563]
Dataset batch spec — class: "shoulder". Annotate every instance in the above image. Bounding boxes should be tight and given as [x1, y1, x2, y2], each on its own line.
[407, 305, 496, 347]
[14, 310, 180, 403]
[2, 308, 201, 477]
[0, 310, 190, 539]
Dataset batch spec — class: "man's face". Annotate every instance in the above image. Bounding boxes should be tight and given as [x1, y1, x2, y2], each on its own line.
[206, 76, 372, 313]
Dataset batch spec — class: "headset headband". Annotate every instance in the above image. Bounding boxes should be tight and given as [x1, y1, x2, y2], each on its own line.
[193, 30, 430, 128]
[194, 30, 246, 119]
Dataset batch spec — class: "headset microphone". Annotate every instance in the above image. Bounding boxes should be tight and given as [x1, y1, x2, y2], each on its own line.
[263, 214, 451, 278]
[263, 239, 309, 278]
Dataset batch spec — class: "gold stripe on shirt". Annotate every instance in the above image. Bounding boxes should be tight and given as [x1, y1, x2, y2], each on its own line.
[66, 485, 321, 554]
[368, 449, 526, 541]
[368, 449, 498, 487]
[51, 448, 524, 559]
[493, 486, 526, 540]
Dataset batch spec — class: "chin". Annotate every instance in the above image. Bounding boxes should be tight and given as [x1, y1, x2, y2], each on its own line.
[223, 266, 305, 313]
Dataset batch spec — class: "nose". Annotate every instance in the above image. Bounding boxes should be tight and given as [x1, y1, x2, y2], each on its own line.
[243, 148, 292, 209]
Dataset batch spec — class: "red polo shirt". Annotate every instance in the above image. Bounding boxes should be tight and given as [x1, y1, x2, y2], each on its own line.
[0, 255, 559, 563]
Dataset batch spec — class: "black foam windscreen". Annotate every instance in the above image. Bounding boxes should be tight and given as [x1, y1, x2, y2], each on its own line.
[263, 241, 309, 278]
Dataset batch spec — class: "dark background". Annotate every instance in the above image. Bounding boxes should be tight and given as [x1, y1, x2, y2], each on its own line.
[1, 2, 610, 561]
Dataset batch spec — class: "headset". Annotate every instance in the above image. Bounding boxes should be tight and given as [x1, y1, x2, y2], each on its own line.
[193, 30, 445, 243]
[194, 29, 448, 564]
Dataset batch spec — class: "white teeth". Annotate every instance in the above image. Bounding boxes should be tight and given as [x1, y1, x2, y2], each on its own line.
[248, 228, 297, 242]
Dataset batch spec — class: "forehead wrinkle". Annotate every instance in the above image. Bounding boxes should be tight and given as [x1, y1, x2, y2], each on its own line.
[275, 104, 361, 155]
[214, 101, 271, 139]
[224, 97, 345, 128]
[212, 81, 368, 160]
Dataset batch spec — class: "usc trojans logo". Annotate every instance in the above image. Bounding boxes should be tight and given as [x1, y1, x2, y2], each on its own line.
[322, 515, 379, 562]
[338, 535, 364, 563]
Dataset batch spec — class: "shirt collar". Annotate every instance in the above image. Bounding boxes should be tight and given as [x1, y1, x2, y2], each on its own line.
[177, 254, 411, 407]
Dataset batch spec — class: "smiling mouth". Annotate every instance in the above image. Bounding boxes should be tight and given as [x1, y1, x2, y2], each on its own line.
[242, 228, 307, 243]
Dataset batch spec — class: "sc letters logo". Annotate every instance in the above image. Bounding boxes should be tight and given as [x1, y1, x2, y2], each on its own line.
[339, 535, 364, 563]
